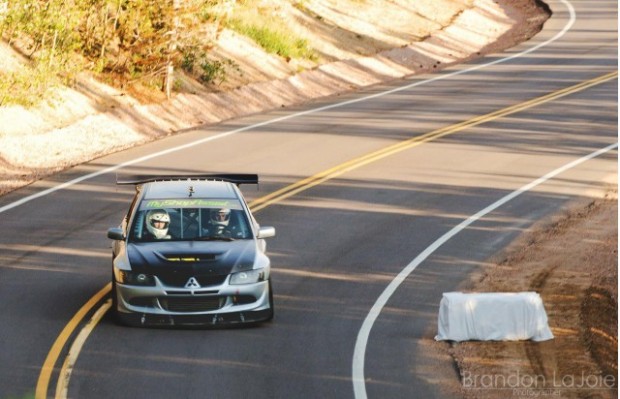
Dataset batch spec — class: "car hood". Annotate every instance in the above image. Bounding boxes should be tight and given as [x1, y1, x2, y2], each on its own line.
[127, 240, 257, 287]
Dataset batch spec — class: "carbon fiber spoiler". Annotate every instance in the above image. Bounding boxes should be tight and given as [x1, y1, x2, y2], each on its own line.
[116, 173, 259, 186]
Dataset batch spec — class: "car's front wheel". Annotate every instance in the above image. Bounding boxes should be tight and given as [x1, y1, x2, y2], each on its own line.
[265, 279, 274, 322]
[110, 272, 130, 326]
[110, 274, 119, 320]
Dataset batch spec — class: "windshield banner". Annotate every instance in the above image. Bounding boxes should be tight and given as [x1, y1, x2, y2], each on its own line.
[142, 199, 243, 210]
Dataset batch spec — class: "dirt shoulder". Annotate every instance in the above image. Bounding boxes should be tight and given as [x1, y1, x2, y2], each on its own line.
[447, 185, 618, 399]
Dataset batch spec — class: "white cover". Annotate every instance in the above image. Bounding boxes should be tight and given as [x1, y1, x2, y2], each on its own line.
[435, 292, 554, 342]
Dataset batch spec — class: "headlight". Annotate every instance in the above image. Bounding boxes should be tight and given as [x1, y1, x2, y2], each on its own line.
[230, 268, 265, 285]
[115, 269, 155, 286]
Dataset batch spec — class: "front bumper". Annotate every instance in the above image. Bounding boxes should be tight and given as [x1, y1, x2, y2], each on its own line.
[116, 308, 273, 327]
[113, 277, 272, 327]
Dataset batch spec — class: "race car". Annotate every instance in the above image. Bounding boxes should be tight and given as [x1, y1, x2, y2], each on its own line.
[106, 174, 276, 327]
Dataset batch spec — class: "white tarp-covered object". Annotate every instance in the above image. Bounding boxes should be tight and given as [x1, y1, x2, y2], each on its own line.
[435, 292, 554, 342]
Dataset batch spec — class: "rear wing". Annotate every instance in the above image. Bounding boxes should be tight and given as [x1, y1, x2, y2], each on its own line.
[116, 173, 259, 186]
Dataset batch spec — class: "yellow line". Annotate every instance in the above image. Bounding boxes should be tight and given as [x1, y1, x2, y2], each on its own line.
[250, 70, 618, 211]
[36, 283, 111, 399]
[55, 300, 112, 399]
[37, 70, 617, 398]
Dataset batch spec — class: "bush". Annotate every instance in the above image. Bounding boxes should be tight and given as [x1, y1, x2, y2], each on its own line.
[229, 19, 315, 60]
[0, 65, 59, 107]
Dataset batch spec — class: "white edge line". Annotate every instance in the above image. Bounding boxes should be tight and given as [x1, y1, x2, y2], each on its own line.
[0, 1, 577, 216]
[352, 141, 617, 397]
[351, 141, 617, 399]
[353, 1, 579, 397]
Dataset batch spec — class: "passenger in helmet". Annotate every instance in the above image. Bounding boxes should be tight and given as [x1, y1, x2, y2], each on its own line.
[205, 208, 233, 238]
[211, 208, 231, 226]
[145, 209, 171, 240]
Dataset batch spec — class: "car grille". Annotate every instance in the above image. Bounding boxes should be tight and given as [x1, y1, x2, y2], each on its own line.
[157, 274, 228, 288]
[159, 296, 223, 312]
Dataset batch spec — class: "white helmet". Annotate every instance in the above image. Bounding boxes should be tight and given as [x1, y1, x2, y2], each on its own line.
[210, 208, 231, 227]
[146, 209, 170, 239]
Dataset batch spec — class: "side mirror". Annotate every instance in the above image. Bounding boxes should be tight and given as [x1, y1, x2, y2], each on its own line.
[107, 227, 126, 241]
[257, 226, 276, 239]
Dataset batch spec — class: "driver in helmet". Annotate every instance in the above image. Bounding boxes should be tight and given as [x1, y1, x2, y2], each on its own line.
[145, 209, 171, 240]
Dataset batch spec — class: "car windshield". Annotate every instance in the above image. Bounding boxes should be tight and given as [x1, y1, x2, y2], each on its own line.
[129, 198, 252, 242]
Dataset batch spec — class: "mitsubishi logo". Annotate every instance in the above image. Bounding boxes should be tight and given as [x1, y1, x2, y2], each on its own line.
[185, 277, 201, 291]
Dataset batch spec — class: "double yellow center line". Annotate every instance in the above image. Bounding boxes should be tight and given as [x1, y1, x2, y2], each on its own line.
[36, 70, 617, 398]
[251, 71, 618, 212]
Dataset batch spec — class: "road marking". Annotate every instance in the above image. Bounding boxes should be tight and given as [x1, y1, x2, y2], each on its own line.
[251, 70, 618, 212]
[55, 300, 111, 399]
[42, 69, 618, 399]
[351, 142, 617, 399]
[35, 283, 110, 399]
[0, 0, 577, 218]
[29, 0, 589, 395]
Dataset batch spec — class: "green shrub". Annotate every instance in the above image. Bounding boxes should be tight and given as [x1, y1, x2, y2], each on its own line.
[200, 59, 241, 85]
[229, 19, 314, 60]
[226, 1, 316, 62]
[0, 64, 60, 107]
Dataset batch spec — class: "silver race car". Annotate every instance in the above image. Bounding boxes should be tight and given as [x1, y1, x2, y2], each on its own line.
[107, 174, 276, 327]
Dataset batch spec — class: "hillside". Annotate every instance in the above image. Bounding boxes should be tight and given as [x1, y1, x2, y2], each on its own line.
[0, 0, 549, 195]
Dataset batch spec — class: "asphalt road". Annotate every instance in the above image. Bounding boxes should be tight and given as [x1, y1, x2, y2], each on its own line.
[0, 0, 616, 398]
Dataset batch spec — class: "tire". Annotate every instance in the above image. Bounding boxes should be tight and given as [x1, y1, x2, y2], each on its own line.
[265, 279, 274, 322]
[110, 272, 125, 325]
